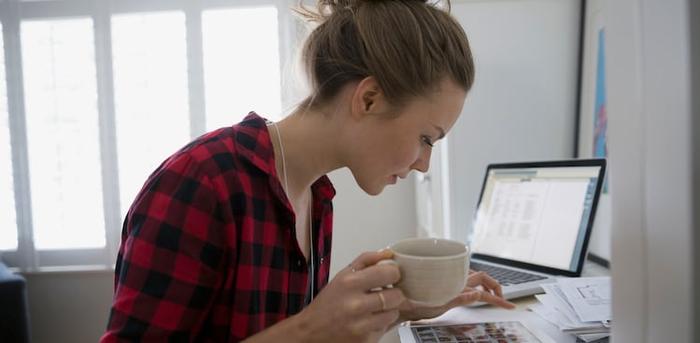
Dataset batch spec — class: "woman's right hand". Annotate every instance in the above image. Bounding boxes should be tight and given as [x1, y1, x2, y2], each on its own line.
[293, 249, 405, 343]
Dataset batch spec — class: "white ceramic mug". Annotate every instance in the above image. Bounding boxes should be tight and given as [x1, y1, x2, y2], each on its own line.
[384, 237, 470, 307]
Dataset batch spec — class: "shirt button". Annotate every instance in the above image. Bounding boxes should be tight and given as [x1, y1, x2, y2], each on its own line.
[296, 260, 302, 267]
[320, 257, 324, 265]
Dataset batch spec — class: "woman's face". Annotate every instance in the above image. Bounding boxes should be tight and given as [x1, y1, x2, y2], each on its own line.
[346, 78, 466, 195]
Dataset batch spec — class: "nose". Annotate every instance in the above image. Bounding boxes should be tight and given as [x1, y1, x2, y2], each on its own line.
[410, 147, 432, 173]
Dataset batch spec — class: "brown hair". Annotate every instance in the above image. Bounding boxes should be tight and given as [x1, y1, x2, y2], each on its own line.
[295, 0, 474, 110]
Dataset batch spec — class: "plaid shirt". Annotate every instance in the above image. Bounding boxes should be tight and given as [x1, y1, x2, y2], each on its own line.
[102, 113, 336, 342]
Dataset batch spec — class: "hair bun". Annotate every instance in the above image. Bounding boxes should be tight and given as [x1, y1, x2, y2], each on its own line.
[294, 0, 356, 23]
[295, 0, 434, 23]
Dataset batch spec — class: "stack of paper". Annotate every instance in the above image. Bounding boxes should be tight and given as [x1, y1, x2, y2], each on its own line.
[529, 276, 611, 342]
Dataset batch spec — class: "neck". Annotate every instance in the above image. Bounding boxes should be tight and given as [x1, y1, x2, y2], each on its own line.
[269, 107, 344, 200]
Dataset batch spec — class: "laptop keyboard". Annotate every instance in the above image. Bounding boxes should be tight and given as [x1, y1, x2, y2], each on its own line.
[470, 261, 547, 286]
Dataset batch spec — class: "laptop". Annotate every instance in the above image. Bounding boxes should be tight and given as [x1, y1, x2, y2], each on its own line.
[468, 158, 606, 300]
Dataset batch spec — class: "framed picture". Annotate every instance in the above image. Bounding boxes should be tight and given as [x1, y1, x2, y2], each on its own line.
[578, 0, 607, 175]
[578, 0, 611, 264]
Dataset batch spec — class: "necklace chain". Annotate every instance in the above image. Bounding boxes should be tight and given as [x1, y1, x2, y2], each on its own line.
[272, 121, 290, 195]
[270, 121, 314, 303]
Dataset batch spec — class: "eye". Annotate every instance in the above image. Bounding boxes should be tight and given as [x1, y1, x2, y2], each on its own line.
[421, 135, 434, 148]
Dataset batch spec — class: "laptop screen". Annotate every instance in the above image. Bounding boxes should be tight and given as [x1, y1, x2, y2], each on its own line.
[470, 160, 605, 275]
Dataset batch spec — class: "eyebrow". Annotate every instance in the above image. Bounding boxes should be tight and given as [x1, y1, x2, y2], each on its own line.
[433, 125, 446, 140]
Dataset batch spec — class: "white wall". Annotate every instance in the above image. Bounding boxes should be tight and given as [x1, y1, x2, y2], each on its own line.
[444, 0, 581, 242]
[23, 271, 113, 343]
[328, 169, 417, 276]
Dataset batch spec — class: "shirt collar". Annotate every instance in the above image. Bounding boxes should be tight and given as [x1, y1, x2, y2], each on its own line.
[234, 112, 336, 200]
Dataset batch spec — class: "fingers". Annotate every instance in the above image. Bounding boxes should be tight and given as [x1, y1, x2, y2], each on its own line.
[466, 271, 503, 298]
[339, 250, 400, 291]
[345, 290, 402, 336]
[351, 263, 401, 290]
[458, 290, 516, 309]
[366, 288, 405, 313]
[479, 291, 516, 309]
[348, 250, 393, 272]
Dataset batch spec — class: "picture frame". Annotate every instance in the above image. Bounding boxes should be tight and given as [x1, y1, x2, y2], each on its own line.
[578, 0, 611, 265]
[577, 0, 607, 167]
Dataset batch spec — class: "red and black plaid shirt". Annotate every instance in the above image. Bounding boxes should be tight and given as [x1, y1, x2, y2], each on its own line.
[102, 113, 336, 342]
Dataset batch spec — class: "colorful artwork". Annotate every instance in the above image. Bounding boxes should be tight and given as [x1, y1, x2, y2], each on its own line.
[411, 322, 543, 343]
[593, 29, 608, 193]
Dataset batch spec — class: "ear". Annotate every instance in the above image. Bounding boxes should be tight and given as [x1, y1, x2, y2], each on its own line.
[350, 76, 388, 119]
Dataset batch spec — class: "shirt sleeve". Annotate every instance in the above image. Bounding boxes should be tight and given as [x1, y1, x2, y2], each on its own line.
[101, 156, 229, 342]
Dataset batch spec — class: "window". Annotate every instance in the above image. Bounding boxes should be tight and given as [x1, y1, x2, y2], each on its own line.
[22, 18, 106, 250]
[111, 12, 191, 216]
[202, 7, 281, 129]
[0, 1, 289, 270]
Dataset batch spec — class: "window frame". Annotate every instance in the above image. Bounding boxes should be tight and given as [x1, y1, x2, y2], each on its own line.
[0, 0, 297, 271]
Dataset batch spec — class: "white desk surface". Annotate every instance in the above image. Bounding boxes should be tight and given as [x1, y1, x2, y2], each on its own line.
[381, 261, 610, 343]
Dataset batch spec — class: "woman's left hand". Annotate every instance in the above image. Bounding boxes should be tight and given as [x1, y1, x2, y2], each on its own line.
[397, 270, 516, 322]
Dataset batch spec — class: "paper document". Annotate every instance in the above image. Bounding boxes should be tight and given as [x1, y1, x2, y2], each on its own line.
[534, 293, 580, 329]
[529, 276, 611, 341]
[577, 332, 611, 343]
[539, 284, 582, 326]
[557, 277, 611, 322]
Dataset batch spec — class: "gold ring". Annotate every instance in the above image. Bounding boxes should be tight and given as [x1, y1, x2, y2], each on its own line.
[377, 291, 387, 312]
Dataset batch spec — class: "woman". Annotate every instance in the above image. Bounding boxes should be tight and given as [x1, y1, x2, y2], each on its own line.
[102, 0, 514, 342]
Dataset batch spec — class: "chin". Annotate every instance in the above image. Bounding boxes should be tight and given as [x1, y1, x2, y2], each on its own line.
[365, 185, 386, 196]
[349, 168, 390, 196]
[354, 176, 387, 196]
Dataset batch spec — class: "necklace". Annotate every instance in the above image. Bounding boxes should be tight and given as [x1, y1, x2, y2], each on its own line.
[270, 121, 315, 303]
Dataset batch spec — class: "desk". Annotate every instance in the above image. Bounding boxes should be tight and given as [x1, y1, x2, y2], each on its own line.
[381, 261, 610, 343]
